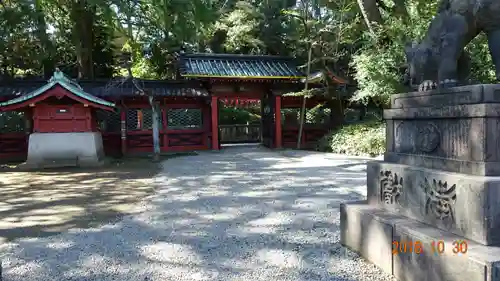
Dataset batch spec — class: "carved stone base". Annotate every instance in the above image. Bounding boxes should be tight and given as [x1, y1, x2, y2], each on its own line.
[340, 201, 500, 281]
[384, 152, 500, 176]
[385, 84, 500, 177]
[367, 161, 500, 246]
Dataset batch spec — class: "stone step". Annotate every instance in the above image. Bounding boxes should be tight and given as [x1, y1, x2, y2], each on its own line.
[366, 160, 500, 246]
[340, 201, 500, 281]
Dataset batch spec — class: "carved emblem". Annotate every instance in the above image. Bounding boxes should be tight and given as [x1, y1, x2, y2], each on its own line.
[416, 122, 440, 153]
[395, 121, 416, 153]
[422, 178, 457, 229]
[395, 121, 441, 154]
[379, 170, 403, 205]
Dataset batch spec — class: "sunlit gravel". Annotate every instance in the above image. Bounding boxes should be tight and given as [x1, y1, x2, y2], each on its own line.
[1, 146, 395, 281]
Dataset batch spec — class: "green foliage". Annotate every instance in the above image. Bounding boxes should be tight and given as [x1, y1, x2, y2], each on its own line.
[0, 112, 26, 133]
[467, 34, 497, 83]
[351, 45, 405, 105]
[350, 1, 497, 107]
[219, 107, 261, 125]
[1, 0, 498, 109]
[92, 19, 118, 78]
[350, 14, 432, 105]
[305, 103, 331, 125]
[7, 0, 500, 157]
[317, 121, 385, 157]
[215, 2, 264, 53]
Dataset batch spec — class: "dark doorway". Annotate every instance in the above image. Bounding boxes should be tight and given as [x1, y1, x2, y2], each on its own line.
[218, 98, 262, 144]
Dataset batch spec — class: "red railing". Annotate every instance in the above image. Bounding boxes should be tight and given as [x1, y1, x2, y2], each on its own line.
[0, 133, 28, 161]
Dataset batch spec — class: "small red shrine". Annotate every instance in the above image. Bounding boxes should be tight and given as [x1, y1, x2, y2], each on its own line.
[0, 69, 115, 168]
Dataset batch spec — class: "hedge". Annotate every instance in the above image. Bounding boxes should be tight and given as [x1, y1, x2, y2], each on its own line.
[317, 121, 385, 157]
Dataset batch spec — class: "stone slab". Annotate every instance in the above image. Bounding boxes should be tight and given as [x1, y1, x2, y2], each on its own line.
[390, 84, 500, 109]
[384, 103, 500, 119]
[394, 220, 500, 281]
[381, 85, 500, 176]
[340, 201, 500, 281]
[384, 152, 500, 176]
[367, 161, 500, 246]
[383, 116, 490, 174]
[340, 201, 408, 275]
[26, 132, 105, 168]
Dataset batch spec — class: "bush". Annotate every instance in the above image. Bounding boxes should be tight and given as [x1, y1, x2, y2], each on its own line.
[350, 9, 496, 107]
[219, 107, 260, 125]
[317, 121, 385, 157]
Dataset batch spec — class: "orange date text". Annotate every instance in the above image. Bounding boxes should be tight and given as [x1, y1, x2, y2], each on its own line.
[392, 240, 468, 255]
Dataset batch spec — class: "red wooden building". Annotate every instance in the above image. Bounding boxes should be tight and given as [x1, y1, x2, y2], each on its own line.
[0, 53, 342, 162]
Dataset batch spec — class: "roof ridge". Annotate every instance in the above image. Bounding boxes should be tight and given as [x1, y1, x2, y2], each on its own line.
[50, 69, 83, 90]
[0, 72, 115, 108]
[178, 53, 305, 79]
[180, 53, 295, 60]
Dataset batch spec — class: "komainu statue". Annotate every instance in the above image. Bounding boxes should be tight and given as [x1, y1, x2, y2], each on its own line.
[405, 0, 500, 91]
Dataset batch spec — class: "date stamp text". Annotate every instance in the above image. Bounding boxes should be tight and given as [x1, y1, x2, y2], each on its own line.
[392, 240, 468, 255]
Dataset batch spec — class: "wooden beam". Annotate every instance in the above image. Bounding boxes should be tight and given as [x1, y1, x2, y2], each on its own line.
[211, 96, 219, 150]
[275, 95, 282, 149]
[150, 96, 161, 160]
[162, 101, 169, 152]
[120, 106, 127, 156]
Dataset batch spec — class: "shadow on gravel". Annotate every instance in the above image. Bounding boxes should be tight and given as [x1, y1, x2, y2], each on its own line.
[2, 146, 385, 281]
[0, 156, 171, 243]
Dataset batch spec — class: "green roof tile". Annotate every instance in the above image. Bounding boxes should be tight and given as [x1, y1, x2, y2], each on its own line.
[179, 53, 305, 79]
[0, 79, 209, 99]
[0, 70, 115, 108]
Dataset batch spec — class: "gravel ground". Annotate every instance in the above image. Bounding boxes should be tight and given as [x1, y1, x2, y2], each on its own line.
[0, 146, 395, 281]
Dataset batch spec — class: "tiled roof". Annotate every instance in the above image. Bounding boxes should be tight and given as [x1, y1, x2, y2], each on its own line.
[0, 83, 42, 98]
[179, 53, 305, 79]
[0, 78, 209, 99]
[0, 70, 115, 108]
[80, 79, 209, 97]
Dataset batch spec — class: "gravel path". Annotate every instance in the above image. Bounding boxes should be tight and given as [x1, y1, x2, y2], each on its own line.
[1, 146, 395, 281]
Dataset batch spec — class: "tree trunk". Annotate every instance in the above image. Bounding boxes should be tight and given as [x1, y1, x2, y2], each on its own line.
[149, 96, 161, 162]
[71, 0, 94, 79]
[297, 46, 313, 149]
[34, 0, 54, 78]
[357, 0, 382, 33]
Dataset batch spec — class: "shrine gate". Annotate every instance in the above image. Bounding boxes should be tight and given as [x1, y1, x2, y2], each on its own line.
[0, 53, 343, 164]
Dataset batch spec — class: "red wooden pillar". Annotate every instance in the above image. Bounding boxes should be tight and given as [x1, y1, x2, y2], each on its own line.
[274, 95, 282, 149]
[203, 100, 211, 149]
[211, 96, 220, 150]
[120, 107, 127, 156]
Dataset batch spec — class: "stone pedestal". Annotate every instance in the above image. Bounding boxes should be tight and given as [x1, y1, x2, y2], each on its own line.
[25, 132, 105, 168]
[340, 84, 500, 281]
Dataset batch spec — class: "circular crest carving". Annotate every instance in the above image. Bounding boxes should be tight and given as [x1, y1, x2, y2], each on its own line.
[416, 122, 440, 153]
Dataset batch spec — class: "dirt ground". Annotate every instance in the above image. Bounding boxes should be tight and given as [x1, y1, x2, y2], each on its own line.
[0, 157, 170, 243]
